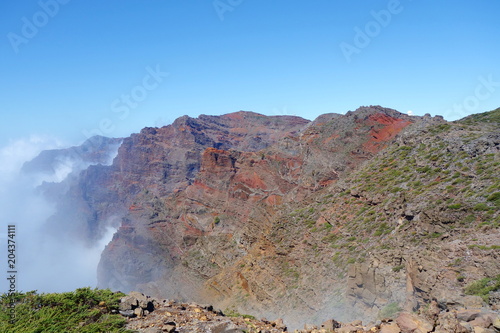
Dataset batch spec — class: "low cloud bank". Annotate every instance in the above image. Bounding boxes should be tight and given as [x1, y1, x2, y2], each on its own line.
[0, 136, 119, 293]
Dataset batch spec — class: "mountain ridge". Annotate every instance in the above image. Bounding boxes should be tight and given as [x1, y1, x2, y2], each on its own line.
[23, 106, 500, 329]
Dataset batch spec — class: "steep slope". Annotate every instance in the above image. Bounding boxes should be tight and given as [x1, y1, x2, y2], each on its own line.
[202, 108, 500, 326]
[96, 106, 420, 323]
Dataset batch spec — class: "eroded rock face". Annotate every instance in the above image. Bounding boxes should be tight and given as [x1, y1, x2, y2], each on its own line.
[28, 106, 500, 329]
[94, 107, 419, 322]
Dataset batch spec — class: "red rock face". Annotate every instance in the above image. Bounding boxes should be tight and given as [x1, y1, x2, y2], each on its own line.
[93, 107, 417, 299]
[19, 106, 413, 321]
[363, 113, 412, 153]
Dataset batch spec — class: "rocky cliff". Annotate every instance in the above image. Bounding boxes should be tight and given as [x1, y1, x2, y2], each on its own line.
[28, 106, 500, 329]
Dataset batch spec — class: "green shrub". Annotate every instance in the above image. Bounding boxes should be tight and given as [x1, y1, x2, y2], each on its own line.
[224, 309, 256, 319]
[487, 192, 500, 203]
[461, 214, 476, 224]
[464, 274, 500, 302]
[474, 203, 490, 211]
[0, 288, 131, 333]
[392, 265, 404, 272]
[448, 203, 462, 210]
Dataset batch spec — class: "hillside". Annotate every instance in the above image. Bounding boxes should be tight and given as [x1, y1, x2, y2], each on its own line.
[20, 106, 500, 329]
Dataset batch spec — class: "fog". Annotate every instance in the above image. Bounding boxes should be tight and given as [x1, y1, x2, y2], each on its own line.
[0, 135, 119, 294]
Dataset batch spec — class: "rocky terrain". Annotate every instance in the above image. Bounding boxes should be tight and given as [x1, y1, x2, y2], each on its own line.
[24, 106, 500, 329]
[117, 291, 500, 333]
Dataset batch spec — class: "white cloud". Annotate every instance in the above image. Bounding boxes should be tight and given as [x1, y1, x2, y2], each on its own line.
[0, 135, 119, 293]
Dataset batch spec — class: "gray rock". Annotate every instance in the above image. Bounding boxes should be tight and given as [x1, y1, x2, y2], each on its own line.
[129, 291, 153, 310]
[463, 296, 485, 309]
[120, 295, 139, 311]
[119, 309, 135, 318]
[456, 310, 482, 322]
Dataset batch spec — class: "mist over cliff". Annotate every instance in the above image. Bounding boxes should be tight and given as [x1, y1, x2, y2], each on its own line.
[0, 135, 122, 293]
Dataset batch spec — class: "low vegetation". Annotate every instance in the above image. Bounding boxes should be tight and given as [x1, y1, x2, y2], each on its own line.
[464, 274, 500, 302]
[0, 288, 132, 333]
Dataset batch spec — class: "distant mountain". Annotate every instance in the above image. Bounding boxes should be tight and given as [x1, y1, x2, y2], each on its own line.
[28, 106, 500, 328]
[22, 135, 122, 175]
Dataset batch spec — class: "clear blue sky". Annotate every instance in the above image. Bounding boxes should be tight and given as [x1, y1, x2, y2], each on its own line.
[1, 0, 499, 146]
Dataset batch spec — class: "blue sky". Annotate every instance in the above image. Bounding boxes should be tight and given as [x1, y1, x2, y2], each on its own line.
[1, 0, 499, 147]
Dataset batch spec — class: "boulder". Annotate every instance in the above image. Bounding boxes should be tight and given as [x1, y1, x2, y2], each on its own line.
[493, 316, 500, 330]
[321, 319, 341, 331]
[163, 322, 176, 333]
[469, 314, 493, 329]
[396, 312, 434, 333]
[129, 291, 154, 311]
[473, 327, 495, 333]
[119, 294, 139, 311]
[272, 318, 287, 330]
[456, 310, 482, 322]
[463, 296, 484, 309]
[380, 322, 401, 333]
[435, 312, 469, 333]
[133, 307, 144, 318]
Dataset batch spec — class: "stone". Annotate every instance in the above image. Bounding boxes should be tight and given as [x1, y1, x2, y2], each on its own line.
[456, 309, 482, 322]
[463, 296, 484, 309]
[493, 316, 500, 330]
[435, 312, 469, 333]
[133, 307, 144, 317]
[350, 319, 363, 326]
[337, 325, 358, 333]
[469, 313, 493, 329]
[119, 309, 135, 318]
[129, 291, 153, 311]
[119, 295, 138, 311]
[396, 312, 434, 333]
[163, 321, 176, 333]
[321, 319, 341, 331]
[380, 323, 401, 333]
[473, 327, 495, 333]
[272, 318, 287, 330]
